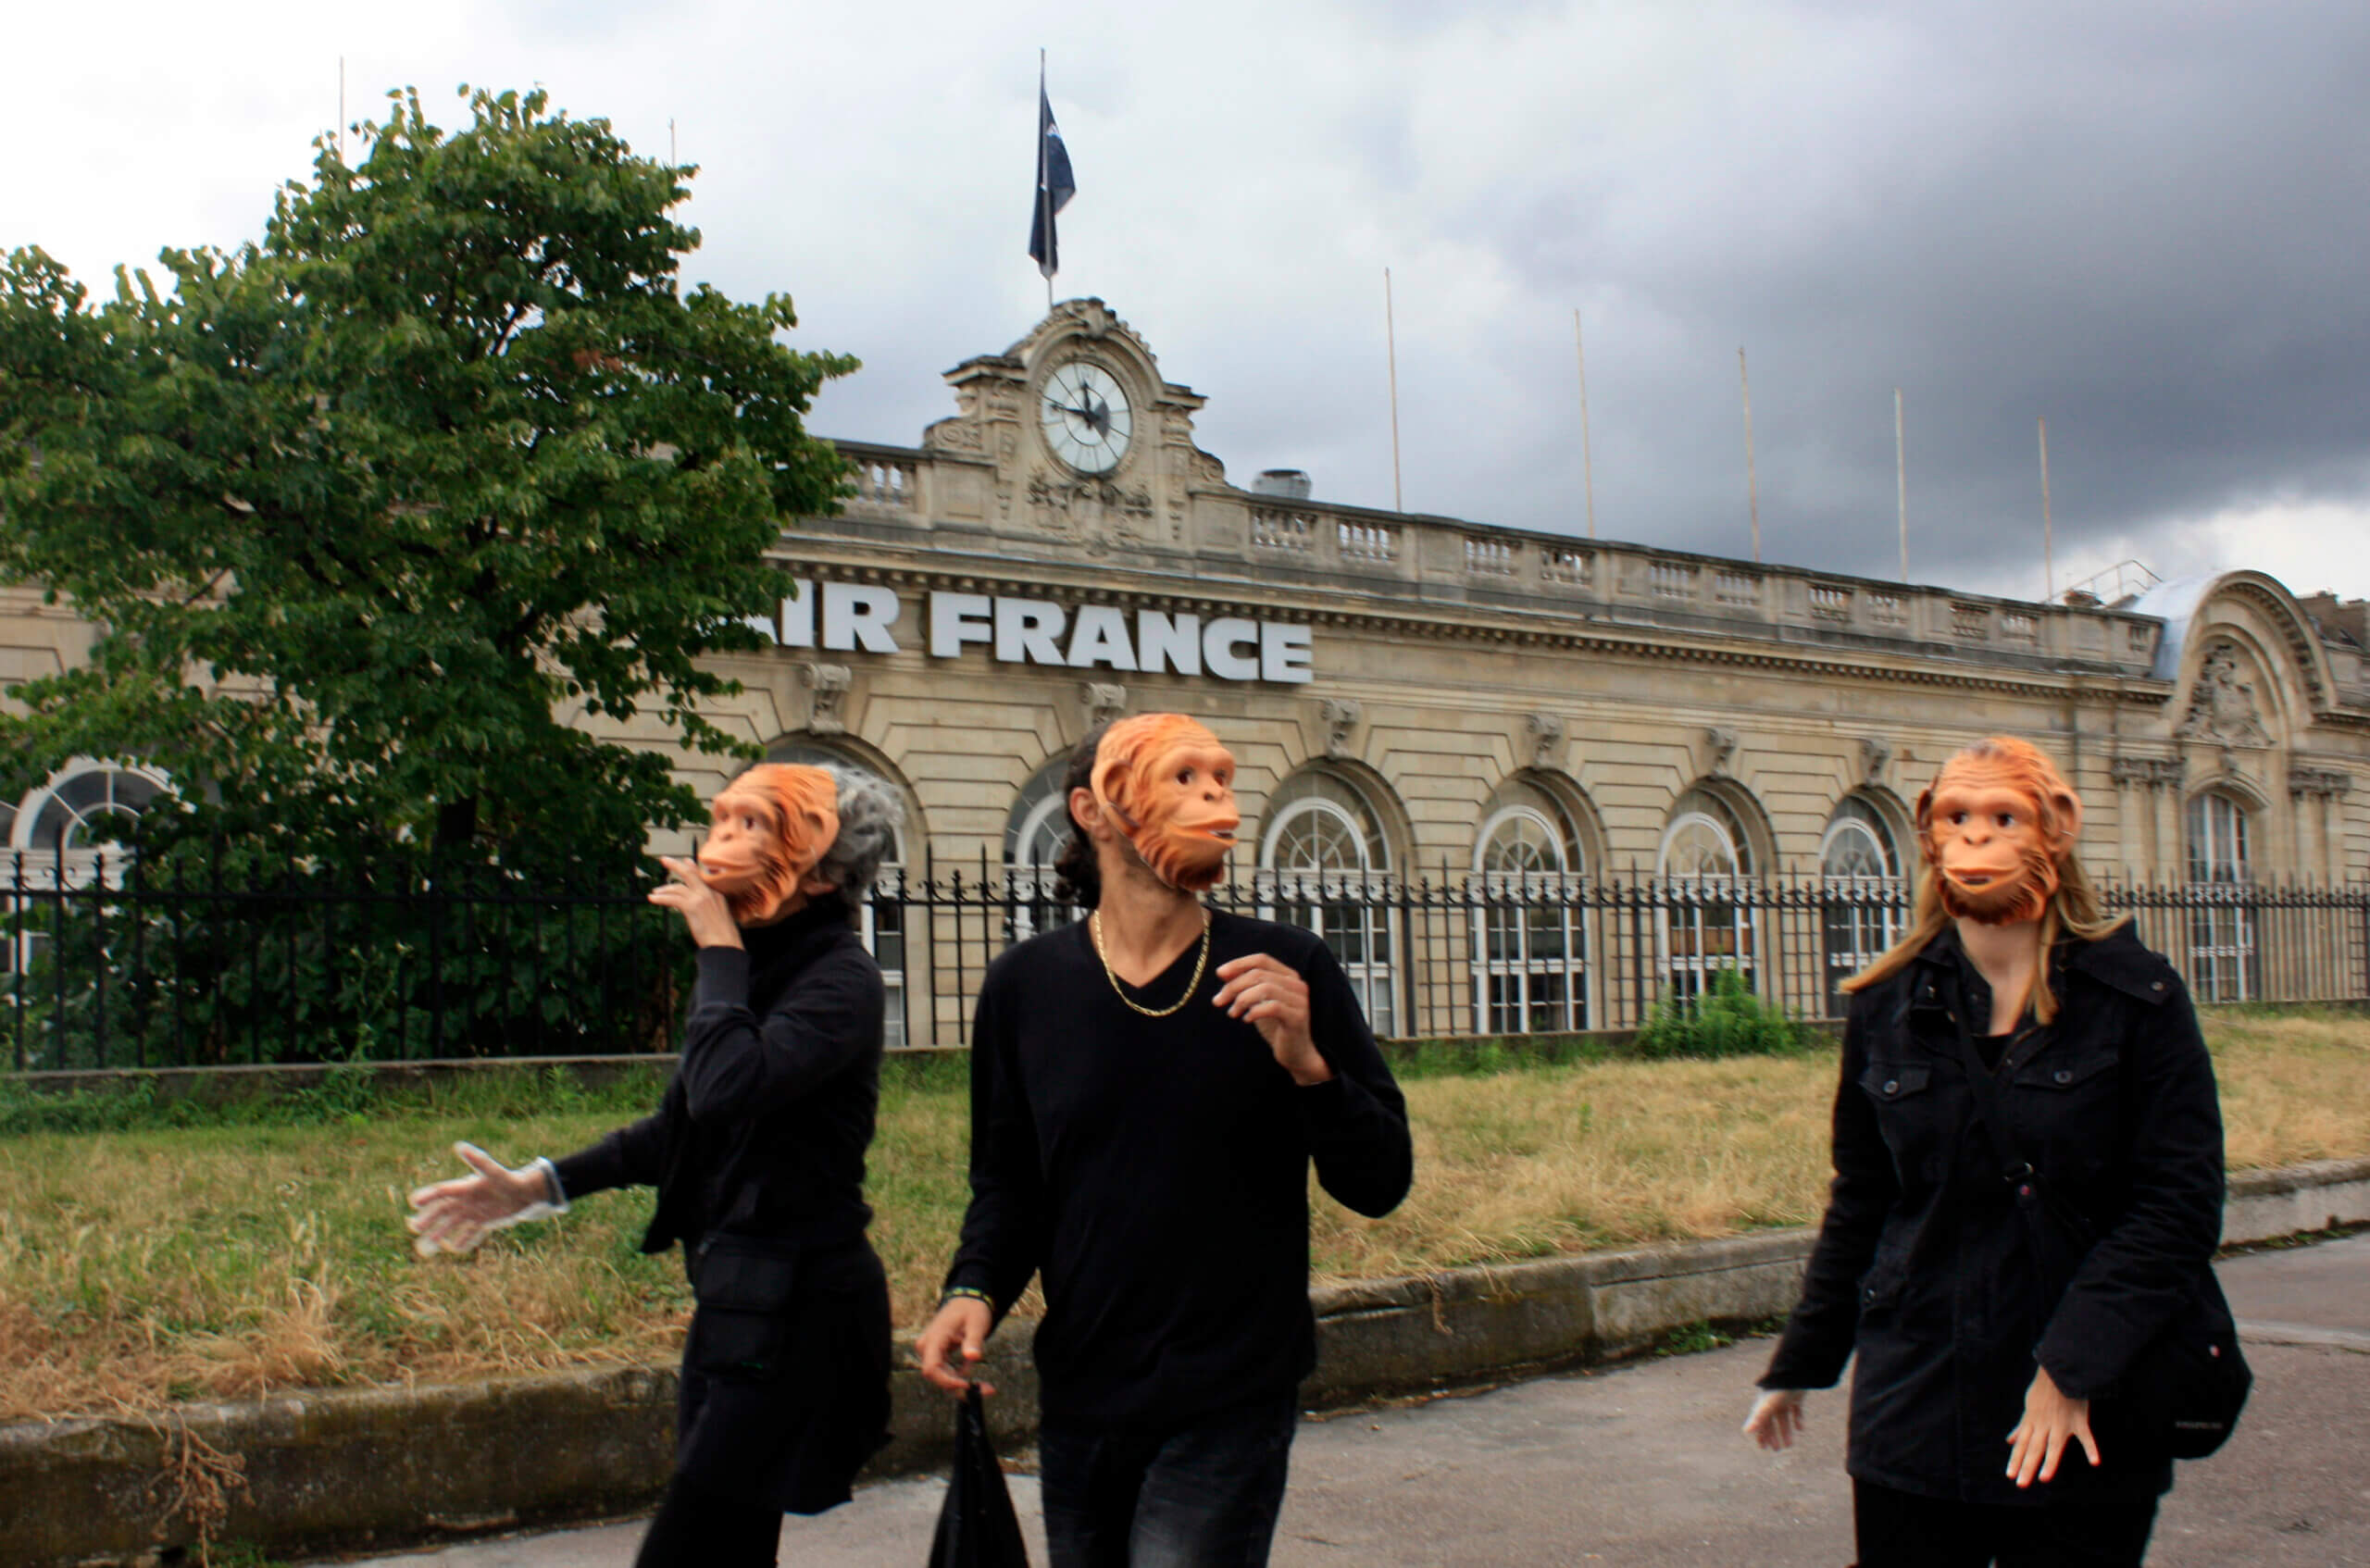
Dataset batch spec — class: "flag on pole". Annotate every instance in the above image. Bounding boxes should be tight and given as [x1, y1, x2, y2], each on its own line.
[1029, 67, 1076, 280]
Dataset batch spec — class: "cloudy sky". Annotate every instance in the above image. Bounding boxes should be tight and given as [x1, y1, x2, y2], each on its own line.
[8, 0, 2368, 604]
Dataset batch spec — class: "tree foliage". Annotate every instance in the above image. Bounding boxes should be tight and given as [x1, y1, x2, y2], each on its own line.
[0, 85, 854, 877]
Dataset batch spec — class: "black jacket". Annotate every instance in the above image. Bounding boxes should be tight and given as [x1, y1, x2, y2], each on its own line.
[552, 901, 885, 1258]
[1760, 922, 2225, 1506]
[946, 911, 1414, 1425]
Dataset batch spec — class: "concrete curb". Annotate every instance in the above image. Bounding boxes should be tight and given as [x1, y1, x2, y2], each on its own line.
[8, 1159, 2369, 1566]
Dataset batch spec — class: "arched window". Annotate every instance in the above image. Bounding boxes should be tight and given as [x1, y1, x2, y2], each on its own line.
[1658, 789, 1755, 1004]
[2184, 791, 2257, 1002]
[1473, 794, 1588, 1033]
[11, 763, 166, 858]
[1260, 771, 1396, 1035]
[1003, 759, 1079, 942]
[1819, 796, 1904, 1016]
[7, 762, 169, 979]
[762, 741, 909, 1043]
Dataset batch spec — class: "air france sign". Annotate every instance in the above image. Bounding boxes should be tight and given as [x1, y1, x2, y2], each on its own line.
[758, 581, 1315, 685]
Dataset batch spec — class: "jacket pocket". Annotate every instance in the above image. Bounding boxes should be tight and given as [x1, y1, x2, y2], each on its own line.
[2010, 1050, 2121, 1174]
[1859, 1063, 1932, 1103]
[687, 1236, 803, 1382]
[1858, 1062, 1946, 1180]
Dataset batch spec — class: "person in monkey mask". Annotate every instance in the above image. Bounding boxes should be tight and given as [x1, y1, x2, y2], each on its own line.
[916, 715, 1414, 1567]
[406, 764, 904, 1568]
[1744, 737, 2230, 1567]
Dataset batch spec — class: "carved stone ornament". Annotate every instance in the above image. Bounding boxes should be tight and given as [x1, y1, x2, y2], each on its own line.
[1026, 469, 1156, 553]
[922, 417, 984, 454]
[1703, 726, 1740, 778]
[2107, 753, 2185, 790]
[1859, 737, 1891, 786]
[2289, 765, 2351, 799]
[801, 662, 852, 736]
[2177, 640, 2272, 747]
[1319, 699, 1363, 761]
[1527, 712, 1566, 770]
[1081, 681, 1128, 730]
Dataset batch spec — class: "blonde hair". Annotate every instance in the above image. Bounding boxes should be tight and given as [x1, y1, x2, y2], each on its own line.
[1841, 739, 2128, 1024]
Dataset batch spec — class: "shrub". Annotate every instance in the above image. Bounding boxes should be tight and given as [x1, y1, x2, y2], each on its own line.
[1630, 969, 1814, 1060]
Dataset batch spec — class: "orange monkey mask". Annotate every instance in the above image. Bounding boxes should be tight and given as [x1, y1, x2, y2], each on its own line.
[1915, 738, 2083, 927]
[697, 765, 841, 924]
[1090, 714, 1241, 892]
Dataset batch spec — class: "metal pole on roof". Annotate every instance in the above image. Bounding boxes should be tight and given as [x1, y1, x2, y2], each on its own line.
[1740, 347, 1761, 562]
[1386, 268, 1404, 513]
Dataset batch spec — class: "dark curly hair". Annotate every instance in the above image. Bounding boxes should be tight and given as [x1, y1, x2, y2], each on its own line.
[1051, 722, 1112, 909]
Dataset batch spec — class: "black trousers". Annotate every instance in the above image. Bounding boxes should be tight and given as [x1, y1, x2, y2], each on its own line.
[1038, 1395, 1300, 1568]
[635, 1470, 782, 1568]
[1853, 1480, 2159, 1568]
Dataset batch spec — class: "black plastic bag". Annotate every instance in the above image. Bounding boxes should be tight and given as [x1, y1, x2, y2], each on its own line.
[928, 1384, 1030, 1567]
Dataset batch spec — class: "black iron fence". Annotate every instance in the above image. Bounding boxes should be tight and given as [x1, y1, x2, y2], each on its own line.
[7, 848, 2368, 1070]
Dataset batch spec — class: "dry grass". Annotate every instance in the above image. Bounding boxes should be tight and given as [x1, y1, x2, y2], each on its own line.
[2, 1009, 2364, 1420]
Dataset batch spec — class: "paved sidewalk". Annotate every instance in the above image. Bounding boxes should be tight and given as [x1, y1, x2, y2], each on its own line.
[324, 1234, 2370, 1567]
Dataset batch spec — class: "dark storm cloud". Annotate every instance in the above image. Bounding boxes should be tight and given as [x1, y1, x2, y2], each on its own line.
[1389, 2, 2370, 586]
[20, 0, 2363, 594]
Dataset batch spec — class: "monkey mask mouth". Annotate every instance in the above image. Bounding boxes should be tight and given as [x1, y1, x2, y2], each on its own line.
[698, 765, 840, 924]
[1091, 714, 1241, 893]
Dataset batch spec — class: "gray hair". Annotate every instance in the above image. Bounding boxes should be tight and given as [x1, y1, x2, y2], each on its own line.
[813, 765, 904, 916]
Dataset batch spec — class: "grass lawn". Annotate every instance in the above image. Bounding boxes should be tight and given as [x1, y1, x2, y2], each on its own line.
[2, 1009, 2364, 1421]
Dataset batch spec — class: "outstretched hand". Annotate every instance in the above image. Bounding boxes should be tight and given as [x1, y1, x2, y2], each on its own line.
[1213, 953, 1331, 1086]
[1743, 1388, 1807, 1450]
[406, 1141, 560, 1257]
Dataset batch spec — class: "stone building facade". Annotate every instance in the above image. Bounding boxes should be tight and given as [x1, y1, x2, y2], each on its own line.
[6, 299, 2367, 1040]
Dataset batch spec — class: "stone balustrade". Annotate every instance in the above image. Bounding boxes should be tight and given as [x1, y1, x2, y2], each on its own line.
[809, 442, 2162, 678]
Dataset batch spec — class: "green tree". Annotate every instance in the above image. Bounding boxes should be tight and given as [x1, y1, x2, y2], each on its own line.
[0, 84, 854, 877]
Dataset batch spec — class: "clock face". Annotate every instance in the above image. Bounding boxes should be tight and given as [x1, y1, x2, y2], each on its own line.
[1040, 360, 1134, 476]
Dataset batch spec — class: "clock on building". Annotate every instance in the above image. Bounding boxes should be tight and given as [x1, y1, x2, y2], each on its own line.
[1039, 358, 1134, 475]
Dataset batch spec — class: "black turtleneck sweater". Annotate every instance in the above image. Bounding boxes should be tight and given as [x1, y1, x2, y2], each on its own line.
[552, 902, 885, 1260]
[945, 908, 1414, 1425]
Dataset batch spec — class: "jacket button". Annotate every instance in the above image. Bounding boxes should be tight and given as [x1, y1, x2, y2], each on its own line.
[2053, 1069, 2073, 1085]
[2152, 980, 2166, 991]
[1882, 1079, 1899, 1096]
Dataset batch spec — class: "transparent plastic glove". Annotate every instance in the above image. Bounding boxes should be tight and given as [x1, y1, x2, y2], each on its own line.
[406, 1141, 567, 1257]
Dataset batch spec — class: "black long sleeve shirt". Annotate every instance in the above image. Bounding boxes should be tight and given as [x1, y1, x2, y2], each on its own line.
[945, 909, 1415, 1426]
[552, 902, 885, 1262]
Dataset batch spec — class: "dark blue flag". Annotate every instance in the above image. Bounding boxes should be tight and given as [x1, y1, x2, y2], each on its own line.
[1029, 78, 1075, 280]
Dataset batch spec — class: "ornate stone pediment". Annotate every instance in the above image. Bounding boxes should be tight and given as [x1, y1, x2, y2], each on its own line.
[2177, 640, 2272, 747]
[929, 298, 1220, 555]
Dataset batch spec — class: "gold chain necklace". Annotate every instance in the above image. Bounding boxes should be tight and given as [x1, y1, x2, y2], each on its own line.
[1089, 907, 1212, 1019]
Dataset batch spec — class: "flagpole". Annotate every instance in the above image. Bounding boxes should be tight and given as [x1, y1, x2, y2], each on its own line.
[1386, 268, 1404, 513]
[1575, 308, 1596, 539]
[1895, 388, 1908, 582]
[1739, 346, 1760, 562]
[2039, 416, 2054, 604]
[1040, 50, 1054, 313]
